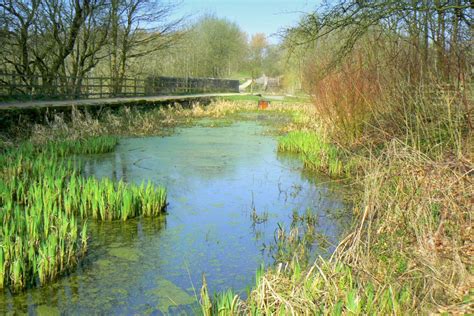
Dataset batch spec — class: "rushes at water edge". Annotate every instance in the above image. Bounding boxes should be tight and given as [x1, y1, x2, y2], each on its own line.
[0, 136, 167, 291]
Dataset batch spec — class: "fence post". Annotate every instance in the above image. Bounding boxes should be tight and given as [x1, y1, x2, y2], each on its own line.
[99, 77, 103, 98]
[30, 75, 33, 100]
[134, 77, 137, 96]
[10, 73, 14, 98]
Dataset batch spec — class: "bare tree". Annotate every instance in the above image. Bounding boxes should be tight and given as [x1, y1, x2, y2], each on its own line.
[0, 0, 91, 95]
[69, 0, 110, 96]
[0, 0, 41, 91]
[33, 0, 90, 93]
[0, 0, 185, 97]
[284, 0, 472, 84]
[108, 0, 184, 95]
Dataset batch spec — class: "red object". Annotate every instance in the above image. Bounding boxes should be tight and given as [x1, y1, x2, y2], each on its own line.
[258, 100, 269, 109]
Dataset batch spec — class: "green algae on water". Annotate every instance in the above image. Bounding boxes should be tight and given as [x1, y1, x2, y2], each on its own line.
[108, 247, 142, 262]
[146, 277, 195, 312]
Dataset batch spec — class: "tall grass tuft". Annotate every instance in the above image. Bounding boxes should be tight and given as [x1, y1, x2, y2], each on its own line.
[278, 131, 345, 176]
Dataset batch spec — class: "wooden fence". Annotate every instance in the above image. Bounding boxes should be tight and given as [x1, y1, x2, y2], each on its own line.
[0, 72, 239, 101]
[145, 76, 239, 95]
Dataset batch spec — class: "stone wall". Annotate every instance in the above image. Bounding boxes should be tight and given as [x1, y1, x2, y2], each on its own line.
[145, 76, 239, 95]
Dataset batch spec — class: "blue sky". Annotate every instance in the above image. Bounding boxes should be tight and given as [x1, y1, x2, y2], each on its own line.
[174, 0, 319, 43]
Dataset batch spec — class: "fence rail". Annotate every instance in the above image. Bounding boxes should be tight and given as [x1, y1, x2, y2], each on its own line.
[0, 72, 239, 101]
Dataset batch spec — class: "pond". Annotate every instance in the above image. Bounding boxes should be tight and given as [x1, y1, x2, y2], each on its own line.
[0, 115, 349, 314]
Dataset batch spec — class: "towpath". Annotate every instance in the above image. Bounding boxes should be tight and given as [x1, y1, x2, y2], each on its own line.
[0, 93, 241, 110]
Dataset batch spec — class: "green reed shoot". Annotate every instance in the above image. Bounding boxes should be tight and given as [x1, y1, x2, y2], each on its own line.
[278, 131, 345, 177]
[0, 136, 167, 291]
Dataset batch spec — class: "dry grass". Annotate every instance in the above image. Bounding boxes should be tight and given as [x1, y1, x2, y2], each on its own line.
[207, 138, 472, 314]
[202, 81, 472, 314]
[338, 141, 473, 313]
[25, 100, 313, 144]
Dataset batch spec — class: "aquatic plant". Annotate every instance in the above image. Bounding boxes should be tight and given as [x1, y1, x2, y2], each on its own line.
[250, 208, 269, 225]
[200, 274, 240, 316]
[204, 85, 472, 313]
[278, 131, 345, 176]
[264, 208, 325, 267]
[44, 136, 119, 156]
[0, 136, 167, 291]
[249, 194, 269, 225]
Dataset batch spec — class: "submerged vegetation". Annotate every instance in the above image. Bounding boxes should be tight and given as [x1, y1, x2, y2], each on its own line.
[0, 86, 471, 313]
[0, 98, 304, 295]
[0, 90, 470, 313]
[0, 136, 167, 292]
[199, 3, 473, 314]
[200, 97, 472, 314]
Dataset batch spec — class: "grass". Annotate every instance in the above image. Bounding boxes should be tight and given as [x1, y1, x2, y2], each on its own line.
[278, 131, 346, 176]
[45, 136, 119, 156]
[240, 260, 414, 315]
[219, 94, 310, 104]
[0, 136, 167, 291]
[200, 84, 472, 313]
[6, 100, 307, 143]
[1, 96, 470, 313]
[219, 95, 262, 102]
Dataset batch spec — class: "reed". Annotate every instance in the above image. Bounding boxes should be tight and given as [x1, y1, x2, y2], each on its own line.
[44, 136, 119, 156]
[202, 86, 471, 313]
[0, 136, 167, 291]
[278, 131, 345, 176]
[200, 274, 241, 316]
[13, 99, 315, 145]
